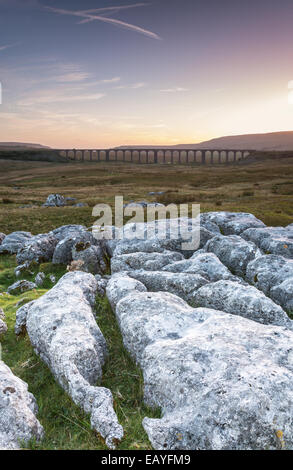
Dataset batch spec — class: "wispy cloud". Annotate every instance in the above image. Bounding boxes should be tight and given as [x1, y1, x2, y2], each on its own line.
[56, 72, 91, 83]
[45, 4, 161, 40]
[160, 87, 189, 93]
[114, 82, 147, 89]
[0, 44, 16, 52]
[18, 90, 105, 106]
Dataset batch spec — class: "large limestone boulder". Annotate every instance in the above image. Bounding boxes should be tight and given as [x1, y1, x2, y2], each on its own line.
[246, 255, 293, 296]
[111, 251, 184, 274]
[52, 231, 95, 265]
[16, 233, 58, 265]
[51, 224, 87, 241]
[194, 280, 292, 328]
[162, 252, 238, 282]
[200, 212, 265, 235]
[15, 271, 123, 449]
[204, 234, 260, 277]
[242, 227, 293, 259]
[0, 360, 44, 449]
[270, 278, 293, 313]
[106, 273, 147, 310]
[0, 231, 32, 255]
[112, 288, 293, 450]
[127, 270, 208, 304]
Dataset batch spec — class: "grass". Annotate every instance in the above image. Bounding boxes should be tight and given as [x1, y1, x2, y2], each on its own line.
[0, 155, 292, 449]
[0, 257, 159, 450]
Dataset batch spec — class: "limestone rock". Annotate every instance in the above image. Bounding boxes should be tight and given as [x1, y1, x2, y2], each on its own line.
[127, 270, 208, 304]
[106, 273, 147, 310]
[51, 224, 87, 241]
[35, 272, 46, 287]
[7, 280, 37, 295]
[16, 233, 58, 265]
[270, 278, 293, 313]
[111, 251, 184, 274]
[242, 227, 293, 259]
[0, 360, 44, 449]
[201, 211, 265, 235]
[0, 308, 7, 336]
[15, 272, 123, 448]
[162, 252, 238, 282]
[194, 280, 292, 328]
[52, 231, 95, 265]
[72, 242, 107, 275]
[0, 231, 32, 255]
[205, 234, 260, 277]
[43, 194, 66, 207]
[246, 255, 293, 296]
[0, 233, 6, 246]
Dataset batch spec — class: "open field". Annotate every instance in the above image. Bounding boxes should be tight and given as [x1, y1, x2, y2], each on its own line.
[0, 155, 293, 234]
[0, 156, 293, 449]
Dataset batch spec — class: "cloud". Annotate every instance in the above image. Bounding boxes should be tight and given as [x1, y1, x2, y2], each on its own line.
[160, 87, 189, 93]
[114, 82, 147, 89]
[0, 44, 16, 52]
[18, 90, 105, 106]
[45, 5, 161, 40]
[56, 72, 91, 83]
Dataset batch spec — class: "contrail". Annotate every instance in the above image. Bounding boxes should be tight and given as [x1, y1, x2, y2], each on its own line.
[45, 5, 161, 40]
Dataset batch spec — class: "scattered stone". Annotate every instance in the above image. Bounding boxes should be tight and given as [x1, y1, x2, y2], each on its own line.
[127, 270, 208, 304]
[242, 227, 293, 259]
[0, 360, 44, 449]
[35, 272, 46, 287]
[15, 272, 123, 448]
[194, 280, 292, 328]
[14, 260, 38, 278]
[49, 275, 56, 284]
[0, 231, 32, 255]
[7, 280, 37, 295]
[16, 233, 58, 265]
[162, 252, 238, 282]
[43, 194, 66, 207]
[111, 251, 184, 274]
[94, 274, 108, 296]
[205, 234, 260, 277]
[74, 202, 87, 208]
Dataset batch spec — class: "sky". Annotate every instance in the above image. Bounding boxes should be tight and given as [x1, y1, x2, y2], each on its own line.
[0, 0, 293, 148]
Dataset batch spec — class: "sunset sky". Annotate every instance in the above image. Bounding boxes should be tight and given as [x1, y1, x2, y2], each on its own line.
[0, 0, 293, 148]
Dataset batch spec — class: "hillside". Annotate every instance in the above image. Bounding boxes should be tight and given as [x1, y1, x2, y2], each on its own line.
[0, 142, 51, 150]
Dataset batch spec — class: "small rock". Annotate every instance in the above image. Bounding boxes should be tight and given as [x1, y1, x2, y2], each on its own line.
[0, 233, 6, 246]
[35, 272, 46, 287]
[7, 280, 37, 295]
[0, 231, 32, 255]
[43, 194, 66, 207]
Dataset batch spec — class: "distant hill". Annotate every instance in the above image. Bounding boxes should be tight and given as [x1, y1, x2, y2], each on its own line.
[0, 142, 51, 150]
[117, 131, 293, 151]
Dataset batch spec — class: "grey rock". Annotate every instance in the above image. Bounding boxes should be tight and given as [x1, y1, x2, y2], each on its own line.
[52, 231, 95, 265]
[205, 234, 260, 277]
[0, 231, 32, 255]
[127, 270, 208, 304]
[163, 252, 238, 282]
[94, 275, 108, 296]
[111, 251, 184, 274]
[200, 211, 265, 235]
[15, 272, 123, 448]
[49, 275, 56, 284]
[35, 272, 46, 287]
[74, 202, 87, 208]
[14, 260, 38, 278]
[51, 224, 87, 241]
[43, 194, 66, 207]
[7, 280, 37, 295]
[113, 288, 293, 449]
[14, 301, 35, 336]
[0, 360, 44, 449]
[0, 233, 6, 246]
[72, 243, 107, 275]
[106, 273, 147, 310]
[242, 227, 293, 259]
[16, 233, 58, 265]
[0, 308, 7, 336]
[194, 280, 292, 328]
[142, 315, 293, 450]
[246, 255, 293, 296]
[270, 278, 293, 313]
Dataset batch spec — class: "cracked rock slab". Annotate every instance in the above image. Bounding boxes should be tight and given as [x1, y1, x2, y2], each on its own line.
[111, 250, 184, 274]
[242, 227, 293, 259]
[204, 234, 261, 277]
[127, 270, 208, 304]
[246, 255, 293, 297]
[16, 233, 58, 265]
[0, 360, 44, 449]
[106, 273, 147, 310]
[200, 211, 265, 235]
[194, 279, 292, 328]
[15, 271, 123, 449]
